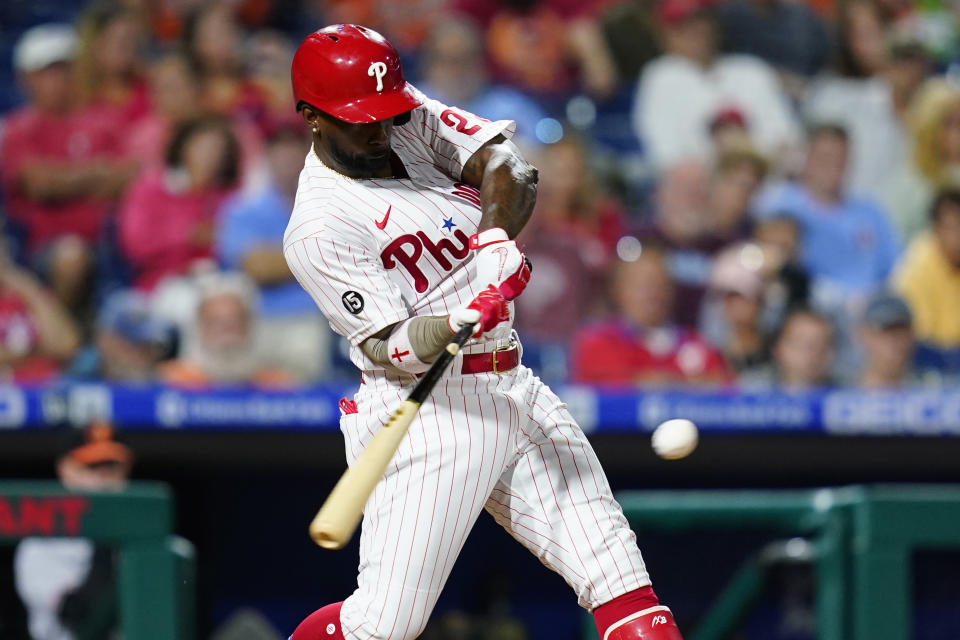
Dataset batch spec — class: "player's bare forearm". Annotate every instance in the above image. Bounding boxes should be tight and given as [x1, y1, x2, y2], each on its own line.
[461, 135, 538, 238]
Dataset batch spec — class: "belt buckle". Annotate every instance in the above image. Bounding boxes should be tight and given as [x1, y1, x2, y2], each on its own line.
[491, 341, 515, 375]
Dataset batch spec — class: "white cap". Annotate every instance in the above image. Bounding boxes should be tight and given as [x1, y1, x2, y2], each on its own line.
[13, 24, 77, 73]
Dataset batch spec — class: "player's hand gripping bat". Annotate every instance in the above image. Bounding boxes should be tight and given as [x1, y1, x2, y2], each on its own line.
[309, 323, 476, 549]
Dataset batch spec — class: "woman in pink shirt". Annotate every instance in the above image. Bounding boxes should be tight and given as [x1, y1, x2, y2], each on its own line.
[119, 116, 240, 290]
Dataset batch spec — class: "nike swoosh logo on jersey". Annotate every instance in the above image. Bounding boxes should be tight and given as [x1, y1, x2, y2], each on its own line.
[375, 205, 392, 230]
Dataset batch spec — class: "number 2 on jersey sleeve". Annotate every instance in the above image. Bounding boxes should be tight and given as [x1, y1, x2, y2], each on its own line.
[440, 108, 488, 136]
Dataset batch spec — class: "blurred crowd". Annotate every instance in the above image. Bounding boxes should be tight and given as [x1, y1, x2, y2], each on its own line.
[1, 0, 959, 391]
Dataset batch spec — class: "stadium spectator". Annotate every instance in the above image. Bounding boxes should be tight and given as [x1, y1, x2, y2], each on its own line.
[635, 152, 764, 327]
[714, 0, 830, 83]
[126, 52, 263, 179]
[756, 124, 901, 302]
[15, 422, 131, 640]
[68, 290, 174, 382]
[893, 188, 960, 349]
[181, 2, 264, 124]
[125, 53, 205, 167]
[1, 24, 136, 312]
[882, 79, 960, 242]
[856, 291, 930, 388]
[707, 106, 752, 158]
[416, 17, 547, 146]
[74, 1, 149, 133]
[804, 1, 932, 202]
[0, 243, 81, 383]
[119, 116, 240, 290]
[570, 247, 731, 386]
[832, 0, 889, 80]
[634, 161, 712, 326]
[751, 215, 812, 331]
[244, 29, 297, 133]
[159, 272, 295, 388]
[753, 214, 801, 266]
[743, 306, 835, 390]
[526, 134, 626, 254]
[453, 0, 619, 99]
[217, 122, 331, 382]
[632, 0, 799, 170]
[700, 242, 772, 375]
[755, 121, 899, 379]
[599, 0, 661, 84]
[710, 146, 767, 243]
[513, 135, 623, 340]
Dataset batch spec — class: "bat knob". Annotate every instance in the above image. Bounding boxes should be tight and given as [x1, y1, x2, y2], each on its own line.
[310, 520, 347, 549]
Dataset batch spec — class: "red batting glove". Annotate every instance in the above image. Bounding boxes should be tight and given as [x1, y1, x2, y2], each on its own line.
[499, 256, 531, 301]
[470, 228, 532, 301]
[447, 285, 510, 338]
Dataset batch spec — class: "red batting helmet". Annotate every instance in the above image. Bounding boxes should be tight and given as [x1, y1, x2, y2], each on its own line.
[292, 24, 423, 124]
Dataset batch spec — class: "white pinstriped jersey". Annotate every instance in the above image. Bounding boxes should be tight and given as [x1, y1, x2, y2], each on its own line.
[283, 93, 517, 372]
[282, 86, 653, 640]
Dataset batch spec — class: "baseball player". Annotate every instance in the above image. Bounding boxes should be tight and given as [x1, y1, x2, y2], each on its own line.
[283, 24, 684, 640]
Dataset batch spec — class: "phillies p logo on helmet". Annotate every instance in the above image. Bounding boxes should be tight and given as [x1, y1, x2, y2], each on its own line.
[291, 24, 423, 123]
[368, 61, 388, 92]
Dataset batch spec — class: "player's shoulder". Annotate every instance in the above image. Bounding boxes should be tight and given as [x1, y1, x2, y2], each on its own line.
[284, 199, 347, 249]
[284, 187, 376, 254]
[285, 151, 341, 238]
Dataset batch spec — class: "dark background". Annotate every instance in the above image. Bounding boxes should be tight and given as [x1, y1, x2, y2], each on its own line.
[5, 429, 960, 639]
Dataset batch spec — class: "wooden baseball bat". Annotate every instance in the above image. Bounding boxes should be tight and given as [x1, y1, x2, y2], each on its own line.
[309, 323, 476, 549]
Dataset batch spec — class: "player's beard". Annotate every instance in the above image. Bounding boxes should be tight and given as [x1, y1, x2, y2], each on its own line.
[328, 140, 392, 177]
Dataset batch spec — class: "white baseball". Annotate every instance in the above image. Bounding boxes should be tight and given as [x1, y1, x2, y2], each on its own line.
[651, 419, 699, 460]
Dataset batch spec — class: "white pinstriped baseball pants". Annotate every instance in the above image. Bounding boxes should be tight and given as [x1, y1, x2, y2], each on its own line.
[338, 362, 651, 640]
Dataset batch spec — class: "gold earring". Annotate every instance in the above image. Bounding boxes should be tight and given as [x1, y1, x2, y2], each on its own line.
[312, 127, 319, 134]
